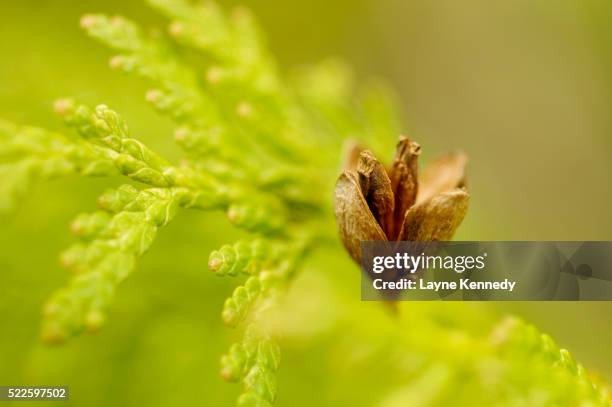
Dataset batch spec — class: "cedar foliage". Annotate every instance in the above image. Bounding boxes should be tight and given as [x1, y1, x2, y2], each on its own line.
[0, 1, 610, 405]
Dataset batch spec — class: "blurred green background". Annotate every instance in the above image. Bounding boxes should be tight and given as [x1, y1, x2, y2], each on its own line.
[1, 0, 612, 405]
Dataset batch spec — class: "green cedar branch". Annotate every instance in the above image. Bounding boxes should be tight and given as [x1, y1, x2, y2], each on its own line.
[0, 119, 117, 212]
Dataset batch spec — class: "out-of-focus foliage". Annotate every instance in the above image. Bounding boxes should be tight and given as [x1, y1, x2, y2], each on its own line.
[0, 0, 611, 406]
[1, 1, 401, 405]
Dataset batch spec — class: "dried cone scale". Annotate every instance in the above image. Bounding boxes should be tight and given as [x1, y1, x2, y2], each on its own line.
[334, 136, 469, 263]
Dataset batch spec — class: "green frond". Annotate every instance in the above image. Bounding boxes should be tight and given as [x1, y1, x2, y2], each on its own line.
[41, 185, 186, 343]
[221, 324, 281, 406]
[0, 119, 117, 212]
[80, 13, 214, 128]
[208, 239, 272, 277]
[0, 1, 609, 406]
[56, 100, 178, 187]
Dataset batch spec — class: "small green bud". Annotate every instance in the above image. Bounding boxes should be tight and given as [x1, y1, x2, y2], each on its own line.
[85, 310, 106, 332]
[53, 98, 75, 116]
[222, 298, 238, 327]
[60, 244, 90, 272]
[114, 154, 169, 186]
[244, 276, 261, 295]
[209, 245, 236, 276]
[70, 212, 111, 239]
[220, 343, 248, 382]
[98, 184, 139, 212]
